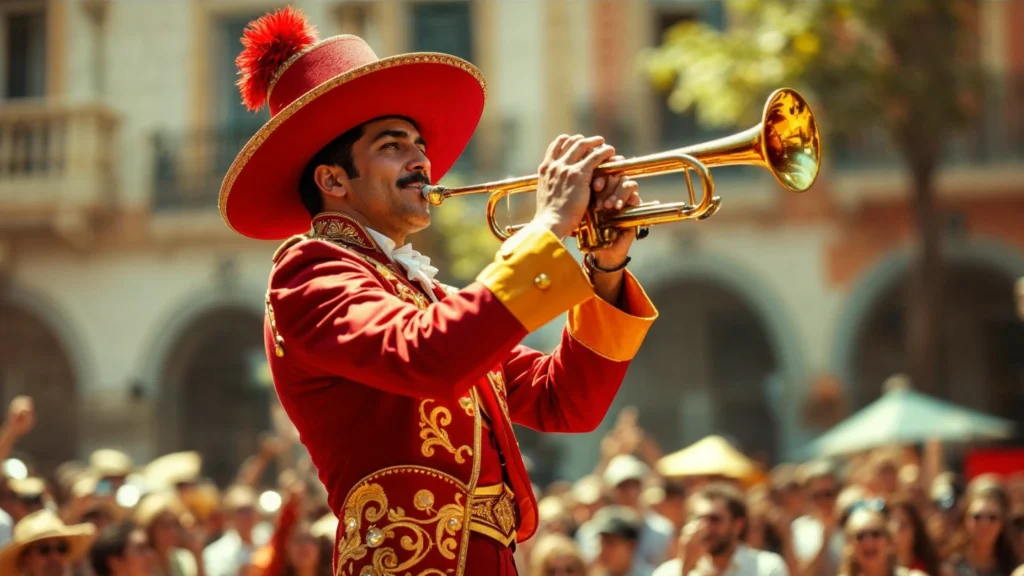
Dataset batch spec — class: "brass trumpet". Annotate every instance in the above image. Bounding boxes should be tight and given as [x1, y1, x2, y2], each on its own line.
[421, 88, 821, 252]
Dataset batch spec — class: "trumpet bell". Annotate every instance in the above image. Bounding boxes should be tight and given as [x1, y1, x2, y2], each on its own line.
[760, 88, 820, 193]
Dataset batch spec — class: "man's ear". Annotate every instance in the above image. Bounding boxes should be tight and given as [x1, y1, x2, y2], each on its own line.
[314, 165, 348, 199]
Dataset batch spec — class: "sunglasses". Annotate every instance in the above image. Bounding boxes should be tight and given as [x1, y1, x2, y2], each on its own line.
[970, 512, 1001, 523]
[811, 489, 837, 501]
[33, 541, 69, 557]
[851, 529, 886, 542]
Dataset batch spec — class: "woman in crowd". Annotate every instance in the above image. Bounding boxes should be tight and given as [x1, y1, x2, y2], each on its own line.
[888, 495, 945, 576]
[945, 485, 1022, 576]
[530, 533, 588, 576]
[134, 492, 204, 576]
[839, 500, 926, 576]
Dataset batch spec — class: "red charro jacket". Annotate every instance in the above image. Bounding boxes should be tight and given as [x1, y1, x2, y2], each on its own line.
[265, 212, 657, 576]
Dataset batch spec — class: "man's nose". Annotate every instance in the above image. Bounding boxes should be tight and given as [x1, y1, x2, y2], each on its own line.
[406, 148, 431, 177]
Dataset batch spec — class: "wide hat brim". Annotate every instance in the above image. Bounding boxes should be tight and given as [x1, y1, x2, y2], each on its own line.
[220, 53, 486, 241]
[0, 526, 96, 575]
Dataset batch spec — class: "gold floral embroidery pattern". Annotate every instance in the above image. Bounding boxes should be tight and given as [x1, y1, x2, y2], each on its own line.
[313, 218, 373, 249]
[486, 371, 511, 422]
[373, 262, 397, 282]
[419, 400, 472, 464]
[336, 479, 464, 576]
[467, 484, 518, 544]
[265, 292, 285, 358]
[458, 396, 475, 418]
[396, 283, 429, 310]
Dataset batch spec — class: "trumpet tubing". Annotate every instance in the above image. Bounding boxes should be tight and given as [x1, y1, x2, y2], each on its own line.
[421, 88, 821, 252]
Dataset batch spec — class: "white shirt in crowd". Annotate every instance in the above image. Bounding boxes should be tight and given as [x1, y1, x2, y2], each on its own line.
[202, 523, 272, 576]
[653, 544, 788, 576]
[790, 515, 843, 576]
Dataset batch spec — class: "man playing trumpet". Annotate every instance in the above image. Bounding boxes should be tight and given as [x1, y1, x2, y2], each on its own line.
[220, 7, 658, 574]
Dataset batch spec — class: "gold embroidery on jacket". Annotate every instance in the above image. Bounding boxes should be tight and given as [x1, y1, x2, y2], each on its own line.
[458, 396, 475, 418]
[336, 482, 464, 575]
[265, 292, 285, 358]
[396, 283, 429, 310]
[487, 371, 511, 422]
[313, 218, 373, 249]
[418, 400, 472, 464]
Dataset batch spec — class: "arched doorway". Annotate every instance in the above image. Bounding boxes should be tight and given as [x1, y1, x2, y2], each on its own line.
[851, 261, 1024, 438]
[0, 301, 77, 473]
[159, 307, 270, 486]
[622, 278, 782, 464]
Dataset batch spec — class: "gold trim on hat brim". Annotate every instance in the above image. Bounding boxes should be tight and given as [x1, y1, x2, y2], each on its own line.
[219, 52, 487, 240]
[0, 526, 96, 575]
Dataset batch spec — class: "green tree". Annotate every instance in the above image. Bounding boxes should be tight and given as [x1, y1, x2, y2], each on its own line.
[642, 0, 982, 397]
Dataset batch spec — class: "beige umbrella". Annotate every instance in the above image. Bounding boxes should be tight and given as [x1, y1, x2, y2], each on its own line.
[656, 435, 766, 487]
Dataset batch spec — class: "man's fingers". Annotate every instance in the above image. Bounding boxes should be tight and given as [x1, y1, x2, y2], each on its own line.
[579, 144, 617, 175]
[545, 134, 571, 160]
[554, 134, 583, 160]
[600, 179, 639, 211]
[565, 135, 607, 164]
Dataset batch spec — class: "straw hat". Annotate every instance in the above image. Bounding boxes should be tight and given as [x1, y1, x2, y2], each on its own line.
[179, 480, 221, 522]
[89, 449, 134, 477]
[7, 477, 47, 498]
[142, 451, 201, 490]
[133, 491, 189, 530]
[0, 509, 96, 574]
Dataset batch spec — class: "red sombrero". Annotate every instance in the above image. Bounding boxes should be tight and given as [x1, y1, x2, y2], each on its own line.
[219, 6, 486, 240]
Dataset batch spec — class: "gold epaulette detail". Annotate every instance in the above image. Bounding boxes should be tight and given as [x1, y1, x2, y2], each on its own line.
[265, 291, 285, 357]
[271, 232, 312, 264]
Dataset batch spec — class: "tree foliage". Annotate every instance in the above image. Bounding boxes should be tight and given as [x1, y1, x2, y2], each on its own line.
[642, 0, 984, 395]
[641, 0, 981, 171]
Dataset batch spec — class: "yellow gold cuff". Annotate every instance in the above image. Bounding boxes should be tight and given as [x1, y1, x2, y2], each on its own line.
[567, 271, 658, 362]
[476, 223, 593, 332]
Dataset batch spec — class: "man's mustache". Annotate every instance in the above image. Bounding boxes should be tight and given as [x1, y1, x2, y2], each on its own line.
[397, 172, 430, 188]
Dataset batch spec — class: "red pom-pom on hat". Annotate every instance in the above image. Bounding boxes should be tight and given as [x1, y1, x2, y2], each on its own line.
[235, 6, 318, 112]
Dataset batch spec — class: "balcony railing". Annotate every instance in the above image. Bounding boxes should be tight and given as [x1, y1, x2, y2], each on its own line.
[0, 102, 119, 227]
[151, 116, 520, 212]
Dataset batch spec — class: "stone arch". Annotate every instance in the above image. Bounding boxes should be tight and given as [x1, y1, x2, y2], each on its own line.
[625, 253, 808, 462]
[0, 283, 92, 473]
[832, 237, 1024, 396]
[136, 287, 269, 486]
[832, 237, 1024, 438]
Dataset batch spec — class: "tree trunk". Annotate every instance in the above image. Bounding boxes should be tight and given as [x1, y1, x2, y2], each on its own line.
[905, 162, 943, 396]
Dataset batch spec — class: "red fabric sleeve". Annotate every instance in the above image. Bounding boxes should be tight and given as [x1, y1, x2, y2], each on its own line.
[500, 332, 629, 434]
[270, 240, 529, 401]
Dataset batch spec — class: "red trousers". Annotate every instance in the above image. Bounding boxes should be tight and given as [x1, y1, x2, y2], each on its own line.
[463, 534, 518, 575]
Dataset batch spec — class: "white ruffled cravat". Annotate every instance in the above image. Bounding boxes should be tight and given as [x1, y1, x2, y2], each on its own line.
[366, 228, 440, 302]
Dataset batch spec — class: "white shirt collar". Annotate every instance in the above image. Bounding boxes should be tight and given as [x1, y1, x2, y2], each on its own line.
[365, 227, 398, 258]
[364, 227, 440, 302]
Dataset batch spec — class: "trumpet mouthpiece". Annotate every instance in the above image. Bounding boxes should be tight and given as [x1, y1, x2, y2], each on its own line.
[421, 184, 447, 206]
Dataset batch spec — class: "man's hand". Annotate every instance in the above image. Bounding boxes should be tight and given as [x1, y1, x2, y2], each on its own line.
[4, 396, 35, 437]
[533, 134, 617, 239]
[589, 154, 641, 271]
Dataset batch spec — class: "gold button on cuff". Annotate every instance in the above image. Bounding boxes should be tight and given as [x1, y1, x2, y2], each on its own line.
[534, 273, 551, 290]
